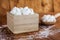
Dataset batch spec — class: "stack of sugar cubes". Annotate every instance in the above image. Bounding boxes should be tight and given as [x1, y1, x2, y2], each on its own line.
[10, 6, 34, 15]
[7, 6, 39, 34]
[41, 13, 60, 25]
[41, 15, 56, 25]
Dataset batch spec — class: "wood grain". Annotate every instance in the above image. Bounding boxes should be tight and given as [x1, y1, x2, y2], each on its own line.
[54, 0, 60, 12]
[42, 0, 53, 13]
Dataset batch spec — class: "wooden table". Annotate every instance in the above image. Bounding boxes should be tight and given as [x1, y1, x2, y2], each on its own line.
[0, 22, 60, 40]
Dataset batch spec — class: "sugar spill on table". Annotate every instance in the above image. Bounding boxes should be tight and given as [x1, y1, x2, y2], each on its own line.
[2, 25, 7, 27]
[17, 25, 60, 40]
[0, 25, 60, 40]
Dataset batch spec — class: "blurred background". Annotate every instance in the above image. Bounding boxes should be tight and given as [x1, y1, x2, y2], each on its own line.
[0, 0, 60, 25]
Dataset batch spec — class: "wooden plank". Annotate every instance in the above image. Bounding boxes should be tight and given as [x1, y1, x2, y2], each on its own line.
[9, 0, 17, 10]
[54, 0, 60, 12]
[1, 0, 9, 11]
[42, 0, 53, 13]
[33, 0, 43, 13]
[16, 0, 25, 7]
